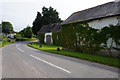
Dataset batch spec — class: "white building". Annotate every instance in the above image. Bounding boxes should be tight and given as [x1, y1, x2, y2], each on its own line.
[62, 1, 120, 28]
[61, 1, 120, 56]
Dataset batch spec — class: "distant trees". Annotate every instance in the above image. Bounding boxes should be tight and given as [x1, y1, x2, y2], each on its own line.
[14, 33, 22, 41]
[2, 21, 14, 35]
[24, 26, 33, 38]
[19, 26, 33, 38]
[32, 6, 62, 35]
[0, 24, 2, 33]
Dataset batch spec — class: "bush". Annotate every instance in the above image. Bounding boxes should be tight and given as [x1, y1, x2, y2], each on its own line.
[14, 34, 22, 41]
[37, 33, 45, 44]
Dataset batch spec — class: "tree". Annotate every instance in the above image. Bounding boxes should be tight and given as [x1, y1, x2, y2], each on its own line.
[24, 26, 33, 38]
[32, 12, 43, 35]
[14, 34, 22, 41]
[32, 6, 62, 35]
[0, 24, 2, 33]
[19, 26, 33, 38]
[2, 21, 13, 35]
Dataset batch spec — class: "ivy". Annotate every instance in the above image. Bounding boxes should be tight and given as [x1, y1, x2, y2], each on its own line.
[38, 22, 120, 56]
[52, 32, 62, 46]
[61, 22, 120, 55]
[37, 33, 45, 44]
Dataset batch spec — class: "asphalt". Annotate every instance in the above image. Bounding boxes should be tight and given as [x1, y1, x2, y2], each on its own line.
[1, 42, 119, 78]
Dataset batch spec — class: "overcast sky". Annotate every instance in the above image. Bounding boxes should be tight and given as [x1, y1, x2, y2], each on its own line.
[0, 0, 114, 32]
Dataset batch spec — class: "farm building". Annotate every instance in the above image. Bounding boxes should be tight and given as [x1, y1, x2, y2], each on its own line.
[61, 1, 120, 57]
[62, 1, 120, 28]
[37, 23, 61, 45]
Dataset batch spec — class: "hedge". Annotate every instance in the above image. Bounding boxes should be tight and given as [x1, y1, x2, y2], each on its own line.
[37, 33, 45, 44]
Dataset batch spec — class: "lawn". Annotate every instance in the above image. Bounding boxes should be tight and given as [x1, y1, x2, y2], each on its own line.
[15, 38, 37, 42]
[27, 42, 119, 68]
[0, 41, 13, 47]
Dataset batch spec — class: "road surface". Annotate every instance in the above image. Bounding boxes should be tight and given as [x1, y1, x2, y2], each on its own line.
[1, 42, 119, 78]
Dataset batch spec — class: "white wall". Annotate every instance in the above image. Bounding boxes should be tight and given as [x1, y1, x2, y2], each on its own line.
[44, 32, 53, 43]
[88, 16, 119, 29]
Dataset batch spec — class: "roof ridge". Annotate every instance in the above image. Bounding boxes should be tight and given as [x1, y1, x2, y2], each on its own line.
[74, 1, 114, 14]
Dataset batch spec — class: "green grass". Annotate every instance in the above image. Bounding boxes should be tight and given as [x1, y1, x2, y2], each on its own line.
[27, 42, 119, 68]
[0, 41, 13, 47]
[0, 36, 13, 47]
[16, 38, 37, 42]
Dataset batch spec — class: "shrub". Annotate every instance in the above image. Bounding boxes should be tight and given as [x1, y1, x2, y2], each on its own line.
[14, 34, 22, 41]
[37, 33, 45, 44]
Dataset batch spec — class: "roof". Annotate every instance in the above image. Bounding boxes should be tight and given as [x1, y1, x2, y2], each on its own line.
[62, 1, 120, 25]
[38, 23, 61, 34]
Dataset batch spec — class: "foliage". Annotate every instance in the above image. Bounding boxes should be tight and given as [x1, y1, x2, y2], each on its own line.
[37, 33, 45, 44]
[23, 26, 33, 38]
[28, 42, 119, 68]
[19, 26, 33, 38]
[2, 21, 13, 34]
[0, 36, 13, 47]
[32, 12, 43, 35]
[61, 22, 120, 55]
[52, 32, 62, 46]
[14, 34, 22, 41]
[32, 6, 62, 35]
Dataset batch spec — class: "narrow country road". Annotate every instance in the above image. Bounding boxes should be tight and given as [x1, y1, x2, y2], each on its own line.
[1, 42, 119, 78]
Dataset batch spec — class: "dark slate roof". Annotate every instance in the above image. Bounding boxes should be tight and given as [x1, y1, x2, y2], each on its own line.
[38, 23, 61, 34]
[62, 1, 120, 25]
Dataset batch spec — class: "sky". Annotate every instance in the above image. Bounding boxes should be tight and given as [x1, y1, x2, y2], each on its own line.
[0, 0, 114, 32]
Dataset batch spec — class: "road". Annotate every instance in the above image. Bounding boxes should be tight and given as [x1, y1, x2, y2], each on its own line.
[1, 42, 119, 78]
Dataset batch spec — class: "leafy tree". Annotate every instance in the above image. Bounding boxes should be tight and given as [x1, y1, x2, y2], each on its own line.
[2, 21, 13, 35]
[42, 7, 61, 25]
[19, 26, 33, 38]
[14, 34, 22, 41]
[19, 29, 24, 37]
[32, 6, 62, 35]
[24, 26, 33, 38]
[32, 12, 43, 35]
[0, 24, 2, 33]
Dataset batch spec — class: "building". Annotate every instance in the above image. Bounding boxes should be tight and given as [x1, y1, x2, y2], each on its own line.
[61, 1, 120, 57]
[62, 1, 120, 28]
[38, 23, 61, 45]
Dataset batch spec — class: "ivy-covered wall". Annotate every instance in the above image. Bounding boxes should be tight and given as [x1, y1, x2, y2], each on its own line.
[52, 32, 62, 46]
[61, 21, 120, 55]
[38, 21, 120, 56]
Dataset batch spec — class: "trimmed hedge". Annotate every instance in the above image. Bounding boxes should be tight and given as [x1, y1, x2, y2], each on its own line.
[37, 33, 45, 44]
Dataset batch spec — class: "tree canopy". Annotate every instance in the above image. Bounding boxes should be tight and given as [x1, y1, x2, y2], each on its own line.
[32, 6, 62, 35]
[19, 26, 33, 38]
[2, 21, 14, 34]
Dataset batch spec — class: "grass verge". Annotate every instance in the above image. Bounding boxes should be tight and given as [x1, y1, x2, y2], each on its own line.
[15, 38, 37, 42]
[0, 41, 13, 47]
[27, 42, 119, 68]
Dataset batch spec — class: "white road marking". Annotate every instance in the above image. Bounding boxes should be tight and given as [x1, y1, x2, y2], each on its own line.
[16, 45, 24, 52]
[30, 55, 71, 73]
